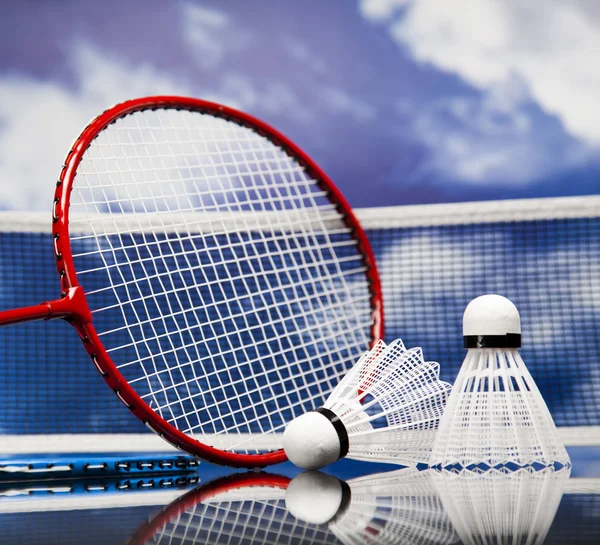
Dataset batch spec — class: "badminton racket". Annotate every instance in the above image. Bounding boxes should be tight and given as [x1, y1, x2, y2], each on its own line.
[0, 96, 383, 467]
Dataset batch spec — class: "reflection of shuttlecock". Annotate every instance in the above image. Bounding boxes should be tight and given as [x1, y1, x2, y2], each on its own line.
[433, 467, 570, 545]
[284, 339, 452, 470]
[285, 467, 458, 545]
[430, 295, 571, 472]
[128, 472, 340, 545]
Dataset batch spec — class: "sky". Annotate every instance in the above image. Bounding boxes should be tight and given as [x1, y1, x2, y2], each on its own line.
[0, 0, 599, 211]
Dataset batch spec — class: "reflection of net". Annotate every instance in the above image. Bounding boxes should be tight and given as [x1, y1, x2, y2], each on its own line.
[546, 480, 600, 544]
[433, 467, 570, 545]
[67, 108, 373, 453]
[331, 468, 458, 545]
[137, 480, 340, 545]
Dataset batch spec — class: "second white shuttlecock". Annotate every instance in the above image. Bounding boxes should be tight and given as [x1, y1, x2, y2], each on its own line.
[430, 294, 571, 471]
[283, 339, 452, 470]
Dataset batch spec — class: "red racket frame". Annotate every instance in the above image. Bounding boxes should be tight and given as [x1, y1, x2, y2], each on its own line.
[0, 96, 383, 467]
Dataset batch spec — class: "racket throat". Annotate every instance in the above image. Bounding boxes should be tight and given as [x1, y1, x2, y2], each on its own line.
[0, 286, 92, 326]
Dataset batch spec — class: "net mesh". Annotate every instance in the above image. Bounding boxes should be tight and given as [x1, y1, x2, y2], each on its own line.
[548, 487, 600, 544]
[0, 196, 598, 444]
[65, 108, 373, 452]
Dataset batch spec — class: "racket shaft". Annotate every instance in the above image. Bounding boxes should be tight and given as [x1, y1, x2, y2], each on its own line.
[0, 302, 55, 326]
[0, 287, 91, 326]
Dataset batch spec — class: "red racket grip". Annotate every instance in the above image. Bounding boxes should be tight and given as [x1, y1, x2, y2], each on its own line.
[0, 287, 92, 326]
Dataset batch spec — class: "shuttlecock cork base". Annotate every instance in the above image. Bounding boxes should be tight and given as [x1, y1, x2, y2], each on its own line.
[463, 294, 522, 349]
[285, 471, 352, 525]
[430, 294, 571, 473]
[283, 408, 350, 470]
[284, 339, 452, 471]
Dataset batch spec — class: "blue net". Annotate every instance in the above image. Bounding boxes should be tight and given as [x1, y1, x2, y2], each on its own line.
[0, 200, 598, 437]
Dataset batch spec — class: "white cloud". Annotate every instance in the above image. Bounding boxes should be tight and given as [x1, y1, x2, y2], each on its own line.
[319, 86, 376, 122]
[0, 44, 190, 211]
[280, 35, 328, 75]
[360, 0, 410, 21]
[407, 82, 584, 185]
[361, 0, 600, 145]
[181, 3, 231, 69]
[183, 3, 228, 28]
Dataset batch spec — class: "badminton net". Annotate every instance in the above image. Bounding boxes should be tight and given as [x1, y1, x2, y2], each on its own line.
[0, 194, 598, 452]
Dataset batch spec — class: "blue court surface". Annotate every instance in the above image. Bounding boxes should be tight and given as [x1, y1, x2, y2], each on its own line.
[0, 446, 597, 544]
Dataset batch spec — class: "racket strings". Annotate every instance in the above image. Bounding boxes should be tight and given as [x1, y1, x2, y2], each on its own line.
[84, 137, 360, 434]
[69, 107, 372, 451]
[87, 242, 363, 312]
[146, 496, 338, 545]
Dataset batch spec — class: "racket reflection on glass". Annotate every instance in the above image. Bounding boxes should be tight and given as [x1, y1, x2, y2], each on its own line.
[126, 472, 339, 545]
[0, 96, 382, 467]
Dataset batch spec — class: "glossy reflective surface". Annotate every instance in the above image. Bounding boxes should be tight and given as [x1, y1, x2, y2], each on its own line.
[1, 448, 597, 545]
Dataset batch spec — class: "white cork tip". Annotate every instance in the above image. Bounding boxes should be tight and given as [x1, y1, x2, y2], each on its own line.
[463, 294, 521, 337]
[285, 471, 344, 524]
[283, 411, 341, 470]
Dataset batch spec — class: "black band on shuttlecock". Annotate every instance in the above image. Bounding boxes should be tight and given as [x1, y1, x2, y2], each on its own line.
[328, 479, 352, 524]
[314, 407, 349, 460]
[464, 333, 521, 349]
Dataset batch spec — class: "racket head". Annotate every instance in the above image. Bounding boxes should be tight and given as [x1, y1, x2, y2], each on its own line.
[52, 96, 383, 466]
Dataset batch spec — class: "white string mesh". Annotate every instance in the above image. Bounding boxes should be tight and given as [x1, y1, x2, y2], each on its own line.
[324, 340, 452, 465]
[430, 348, 572, 470]
[68, 107, 374, 453]
[137, 483, 339, 545]
[433, 467, 571, 545]
[330, 468, 458, 545]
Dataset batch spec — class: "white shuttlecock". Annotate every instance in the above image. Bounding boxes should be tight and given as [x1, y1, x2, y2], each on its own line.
[430, 294, 571, 472]
[433, 467, 570, 545]
[285, 468, 458, 545]
[283, 339, 452, 470]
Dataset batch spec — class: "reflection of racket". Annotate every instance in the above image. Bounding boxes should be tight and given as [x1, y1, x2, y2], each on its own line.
[0, 474, 200, 508]
[0, 96, 382, 467]
[127, 472, 339, 545]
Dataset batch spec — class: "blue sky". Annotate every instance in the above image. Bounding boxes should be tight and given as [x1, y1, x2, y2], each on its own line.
[1, 0, 599, 210]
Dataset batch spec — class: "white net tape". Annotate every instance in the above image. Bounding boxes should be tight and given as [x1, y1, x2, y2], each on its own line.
[68, 108, 373, 453]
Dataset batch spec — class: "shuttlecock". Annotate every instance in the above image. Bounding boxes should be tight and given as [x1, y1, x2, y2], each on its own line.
[285, 467, 458, 545]
[433, 467, 570, 545]
[283, 339, 452, 470]
[430, 294, 571, 472]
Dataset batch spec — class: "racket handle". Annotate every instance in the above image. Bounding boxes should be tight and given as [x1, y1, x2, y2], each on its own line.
[0, 287, 92, 326]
